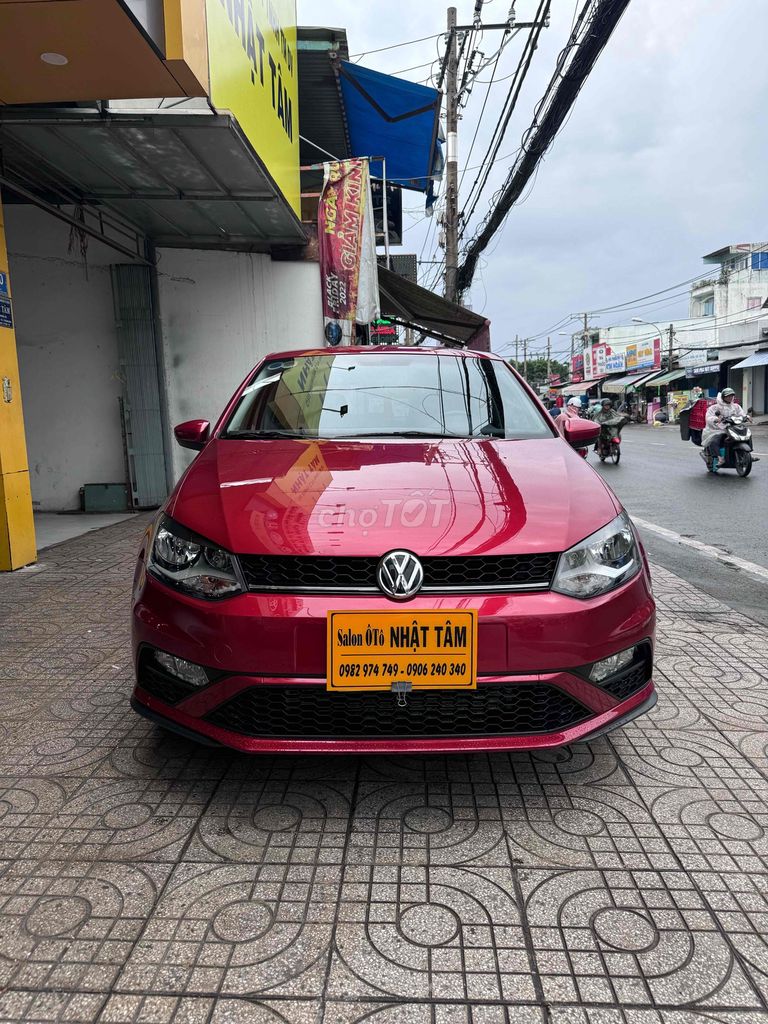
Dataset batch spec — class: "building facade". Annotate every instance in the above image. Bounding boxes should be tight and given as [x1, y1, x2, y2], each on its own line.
[566, 242, 768, 415]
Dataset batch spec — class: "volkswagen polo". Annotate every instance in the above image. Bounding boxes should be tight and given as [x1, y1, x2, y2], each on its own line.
[131, 347, 656, 753]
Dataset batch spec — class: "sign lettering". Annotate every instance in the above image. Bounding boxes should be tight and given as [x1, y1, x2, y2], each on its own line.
[207, 0, 299, 214]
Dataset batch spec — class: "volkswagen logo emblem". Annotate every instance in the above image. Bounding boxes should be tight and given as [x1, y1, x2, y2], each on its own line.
[376, 550, 424, 600]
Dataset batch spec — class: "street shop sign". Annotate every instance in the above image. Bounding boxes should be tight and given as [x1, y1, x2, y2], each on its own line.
[0, 297, 13, 329]
[319, 159, 380, 346]
[0, 270, 8, 296]
[571, 353, 584, 383]
[206, 0, 300, 216]
[626, 337, 661, 371]
[687, 363, 720, 377]
[370, 318, 397, 338]
[605, 351, 625, 372]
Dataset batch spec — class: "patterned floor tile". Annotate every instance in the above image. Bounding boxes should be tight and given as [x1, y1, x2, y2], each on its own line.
[1, 510, 768, 1018]
[117, 863, 340, 997]
[347, 782, 507, 867]
[187, 778, 353, 864]
[0, 990, 106, 1023]
[0, 859, 170, 992]
[328, 863, 535, 1004]
[519, 867, 764, 1009]
[502, 785, 678, 871]
[322, 1004, 544, 1024]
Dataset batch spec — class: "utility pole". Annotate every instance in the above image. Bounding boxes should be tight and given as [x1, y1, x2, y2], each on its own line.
[444, 7, 459, 302]
[546, 337, 551, 380]
[667, 323, 675, 366]
[514, 334, 519, 369]
[523, 338, 528, 381]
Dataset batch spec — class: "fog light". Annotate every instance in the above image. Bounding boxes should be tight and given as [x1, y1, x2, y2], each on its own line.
[154, 650, 208, 687]
[590, 646, 635, 683]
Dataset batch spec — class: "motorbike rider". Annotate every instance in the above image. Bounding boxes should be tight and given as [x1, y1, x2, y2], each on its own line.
[562, 397, 583, 419]
[702, 388, 747, 470]
[593, 398, 626, 452]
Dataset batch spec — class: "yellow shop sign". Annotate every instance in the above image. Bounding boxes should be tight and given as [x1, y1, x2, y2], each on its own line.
[206, 0, 300, 215]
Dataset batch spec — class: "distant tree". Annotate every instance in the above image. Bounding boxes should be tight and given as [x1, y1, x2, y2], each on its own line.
[506, 358, 569, 389]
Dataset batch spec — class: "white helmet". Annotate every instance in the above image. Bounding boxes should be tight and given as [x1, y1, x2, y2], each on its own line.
[567, 397, 582, 407]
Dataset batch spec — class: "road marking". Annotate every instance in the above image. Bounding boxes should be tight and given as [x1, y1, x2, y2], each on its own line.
[632, 517, 768, 584]
[649, 442, 667, 446]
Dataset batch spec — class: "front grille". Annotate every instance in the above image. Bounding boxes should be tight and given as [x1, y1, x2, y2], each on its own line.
[238, 552, 558, 594]
[602, 661, 650, 702]
[205, 683, 590, 739]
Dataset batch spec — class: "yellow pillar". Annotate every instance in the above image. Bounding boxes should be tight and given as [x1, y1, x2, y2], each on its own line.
[0, 200, 36, 570]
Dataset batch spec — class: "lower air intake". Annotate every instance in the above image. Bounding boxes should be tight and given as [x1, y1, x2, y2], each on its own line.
[205, 683, 590, 739]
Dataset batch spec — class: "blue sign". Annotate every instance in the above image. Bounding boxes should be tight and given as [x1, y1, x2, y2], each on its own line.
[0, 271, 7, 296]
[0, 297, 13, 329]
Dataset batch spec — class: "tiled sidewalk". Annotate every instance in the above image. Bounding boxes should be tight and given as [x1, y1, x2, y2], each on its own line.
[0, 516, 767, 1023]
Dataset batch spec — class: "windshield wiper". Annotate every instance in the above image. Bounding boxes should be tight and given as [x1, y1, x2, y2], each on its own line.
[222, 429, 309, 439]
[339, 430, 464, 439]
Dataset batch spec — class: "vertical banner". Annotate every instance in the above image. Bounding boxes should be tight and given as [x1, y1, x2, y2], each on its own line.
[318, 159, 380, 346]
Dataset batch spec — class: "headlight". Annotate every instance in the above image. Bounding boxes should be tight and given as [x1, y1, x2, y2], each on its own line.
[148, 515, 243, 600]
[552, 511, 640, 599]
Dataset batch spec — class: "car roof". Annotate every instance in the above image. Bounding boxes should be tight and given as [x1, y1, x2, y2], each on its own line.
[258, 345, 507, 363]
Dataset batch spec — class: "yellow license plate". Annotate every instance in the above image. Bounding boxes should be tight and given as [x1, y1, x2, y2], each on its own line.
[327, 610, 477, 692]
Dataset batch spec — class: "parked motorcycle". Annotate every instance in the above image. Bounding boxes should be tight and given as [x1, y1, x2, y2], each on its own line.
[700, 415, 757, 477]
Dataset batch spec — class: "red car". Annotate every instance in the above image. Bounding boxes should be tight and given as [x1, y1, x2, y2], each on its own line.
[131, 347, 656, 753]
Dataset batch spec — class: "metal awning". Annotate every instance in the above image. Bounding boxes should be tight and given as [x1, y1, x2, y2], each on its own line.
[645, 368, 688, 387]
[377, 265, 487, 347]
[553, 378, 601, 394]
[601, 371, 660, 393]
[0, 105, 306, 250]
[732, 350, 768, 370]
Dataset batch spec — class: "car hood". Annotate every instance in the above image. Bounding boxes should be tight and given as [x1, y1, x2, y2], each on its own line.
[168, 437, 621, 557]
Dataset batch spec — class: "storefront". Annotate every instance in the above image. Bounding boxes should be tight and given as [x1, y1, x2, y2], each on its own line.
[643, 368, 689, 422]
[552, 378, 602, 403]
[685, 362, 721, 397]
[731, 350, 768, 415]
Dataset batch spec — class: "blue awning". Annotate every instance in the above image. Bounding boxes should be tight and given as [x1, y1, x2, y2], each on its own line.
[732, 350, 768, 370]
[338, 61, 441, 192]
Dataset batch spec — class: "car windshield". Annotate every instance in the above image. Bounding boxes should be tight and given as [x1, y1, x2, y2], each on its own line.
[222, 353, 554, 440]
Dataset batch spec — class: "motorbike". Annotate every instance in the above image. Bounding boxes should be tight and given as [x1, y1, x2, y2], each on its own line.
[700, 415, 757, 477]
[595, 416, 628, 464]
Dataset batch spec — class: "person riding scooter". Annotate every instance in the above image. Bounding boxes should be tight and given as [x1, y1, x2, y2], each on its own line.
[702, 388, 747, 471]
[562, 396, 584, 420]
[593, 398, 629, 459]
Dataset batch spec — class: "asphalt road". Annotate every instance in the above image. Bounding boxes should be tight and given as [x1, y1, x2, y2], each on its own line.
[591, 421, 768, 625]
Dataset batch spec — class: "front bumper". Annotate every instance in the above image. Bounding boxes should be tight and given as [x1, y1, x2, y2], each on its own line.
[131, 564, 656, 754]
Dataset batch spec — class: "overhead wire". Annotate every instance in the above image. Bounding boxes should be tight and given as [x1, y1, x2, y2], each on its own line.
[459, 1, 550, 239]
[458, 0, 631, 296]
[348, 33, 443, 60]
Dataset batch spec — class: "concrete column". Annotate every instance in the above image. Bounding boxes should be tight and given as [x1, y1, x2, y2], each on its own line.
[0, 200, 36, 570]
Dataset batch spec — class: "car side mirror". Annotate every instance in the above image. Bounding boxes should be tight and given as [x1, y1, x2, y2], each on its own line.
[560, 418, 600, 449]
[174, 419, 210, 451]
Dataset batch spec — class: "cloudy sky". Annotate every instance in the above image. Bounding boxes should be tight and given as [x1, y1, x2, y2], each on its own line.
[297, 1, 767, 360]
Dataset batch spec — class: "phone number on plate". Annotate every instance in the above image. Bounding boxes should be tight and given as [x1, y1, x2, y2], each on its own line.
[337, 661, 468, 679]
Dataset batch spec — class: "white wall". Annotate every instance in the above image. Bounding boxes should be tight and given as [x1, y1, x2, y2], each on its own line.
[155, 248, 324, 479]
[7, 206, 131, 511]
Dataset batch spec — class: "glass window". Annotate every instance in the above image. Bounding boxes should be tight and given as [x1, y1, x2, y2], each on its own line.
[702, 297, 714, 316]
[747, 296, 762, 310]
[223, 353, 554, 441]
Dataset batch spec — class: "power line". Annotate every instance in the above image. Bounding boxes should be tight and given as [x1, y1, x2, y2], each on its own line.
[459, 1, 550, 237]
[348, 33, 443, 60]
[458, 0, 631, 296]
